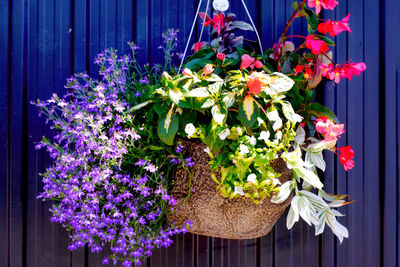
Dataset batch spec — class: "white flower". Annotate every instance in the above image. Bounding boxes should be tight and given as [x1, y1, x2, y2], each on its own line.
[275, 131, 282, 141]
[258, 131, 270, 141]
[234, 186, 244, 196]
[247, 173, 257, 184]
[218, 128, 230, 140]
[213, 0, 229, 12]
[249, 136, 257, 146]
[185, 123, 196, 137]
[239, 144, 249, 154]
[272, 178, 281, 186]
[204, 147, 210, 154]
[295, 126, 306, 144]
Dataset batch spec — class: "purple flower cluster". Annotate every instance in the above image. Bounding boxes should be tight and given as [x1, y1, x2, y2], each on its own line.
[34, 49, 190, 266]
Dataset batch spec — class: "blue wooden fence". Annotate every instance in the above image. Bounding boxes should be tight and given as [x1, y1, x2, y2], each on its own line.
[0, 0, 399, 266]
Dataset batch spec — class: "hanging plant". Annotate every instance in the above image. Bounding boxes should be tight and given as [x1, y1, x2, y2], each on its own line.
[34, 0, 365, 266]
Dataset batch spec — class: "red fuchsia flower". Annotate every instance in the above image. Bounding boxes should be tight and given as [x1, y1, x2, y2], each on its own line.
[307, 0, 339, 15]
[315, 116, 345, 141]
[194, 42, 203, 52]
[305, 36, 330, 55]
[203, 64, 214, 75]
[337, 146, 355, 171]
[217, 53, 226, 61]
[318, 14, 351, 36]
[240, 54, 263, 70]
[203, 14, 225, 35]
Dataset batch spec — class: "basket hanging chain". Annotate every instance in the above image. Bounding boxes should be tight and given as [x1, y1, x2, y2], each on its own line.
[178, 0, 264, 73]
[240, 0, 264, 59]
[178, 0, 204, 74]
[198, 0, 212, 45]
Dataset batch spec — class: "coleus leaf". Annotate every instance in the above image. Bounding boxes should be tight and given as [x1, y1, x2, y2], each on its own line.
[238, 95, 259, 128]
[157, 105, 179, 145]
[231, 21, 254, 31]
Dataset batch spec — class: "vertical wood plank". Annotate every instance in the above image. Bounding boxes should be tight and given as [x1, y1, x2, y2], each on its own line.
[0, 0, 10, 266]
[383, 0, 400, 266]
[9, 0, 25, 266]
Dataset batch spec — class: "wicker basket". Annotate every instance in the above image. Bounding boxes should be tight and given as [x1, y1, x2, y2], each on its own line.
[168, 140, 292, 239]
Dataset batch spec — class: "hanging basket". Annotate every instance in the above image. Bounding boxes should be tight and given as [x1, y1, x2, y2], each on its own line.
[168, 140, 293, 239]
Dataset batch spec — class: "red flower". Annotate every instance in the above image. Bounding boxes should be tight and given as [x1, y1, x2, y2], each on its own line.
[318, 14, 351, 36]
[307, 0, 338, 15]
[204, 14, 225, 35]
[217, 53, 226, 61]
[295, 65, 304, 76]
[194, 42, 203, 53]
[305, 36, 330, 55]
[182, 68, 193, 76]
[295, 64, 312, 80]
[337, 146, 355, 171]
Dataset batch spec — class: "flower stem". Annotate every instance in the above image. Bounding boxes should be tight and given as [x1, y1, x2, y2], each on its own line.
[280, 0, 307, 39]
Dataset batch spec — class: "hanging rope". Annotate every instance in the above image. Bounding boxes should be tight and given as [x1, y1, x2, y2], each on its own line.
[178, 0, 204, 74]
[240, 0, 264, 59]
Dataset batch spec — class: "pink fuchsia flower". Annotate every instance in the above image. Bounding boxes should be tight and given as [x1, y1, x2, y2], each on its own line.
[254, 60, 263, 69]
[194, 42, 203, 52]
[343, 62, 367, 80]
[307, 0, 339, 15]
[203, 14, 225, 35]
[217, 53, 226, 61]
[240, 54, 263, 70]
[305, 35, 330, 55]
[203, 64, 214, 75]
[315, 116, 345, 141]
[337, 146, 355, 171]
[318, 14, 351, 36]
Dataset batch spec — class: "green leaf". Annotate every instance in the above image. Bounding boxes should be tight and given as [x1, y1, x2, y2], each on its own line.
[231, 21, 254, 31]
[211, 104, 226, 125]
[307, 103, 339, 123]
[149, 146, 164, 151]
[238, 96, 259, 128]
[294, 166, 324, 189]
[157, 106, 179, 145]
[126, 100, 153, 113]
[185, 58, 215, 71]
[281, 100, 303, 122]
[168, 89, 183, 105]
[316, 36, 335, 46]
[271, 181, 295, 204]
[184, 87, 211, 98]
[304, 7, 319, 32]
[292, 1, 299, 10]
